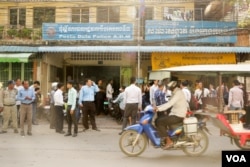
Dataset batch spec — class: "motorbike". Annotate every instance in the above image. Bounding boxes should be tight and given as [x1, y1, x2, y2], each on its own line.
[119, 105, 209, 157]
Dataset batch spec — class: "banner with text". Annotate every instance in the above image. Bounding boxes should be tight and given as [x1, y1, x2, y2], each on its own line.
[145, 21, 237, 43]
[42, 23, 133, 41]
[151, 52, 236, 70]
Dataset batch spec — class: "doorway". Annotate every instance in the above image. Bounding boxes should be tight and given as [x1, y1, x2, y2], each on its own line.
[67, 66, 120, 94]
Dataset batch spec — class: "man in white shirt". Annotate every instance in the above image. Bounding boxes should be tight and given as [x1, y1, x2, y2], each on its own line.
[149, 80, 158, 106]
[54, 83, 65, 134]
[106, 79, 114, 110]
[119, 77, 142, 135]
[228, 80, 244, 110]
[194, 81, 209, 109]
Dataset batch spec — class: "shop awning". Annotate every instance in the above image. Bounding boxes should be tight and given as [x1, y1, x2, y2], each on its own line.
[38, 46, 250, 53]
[0, 53, 32, 63]
[1, 46, 250, 53]
[0, 46, 38, 52]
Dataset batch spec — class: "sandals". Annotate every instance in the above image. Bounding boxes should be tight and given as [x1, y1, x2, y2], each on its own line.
[163, 143, 174, 150]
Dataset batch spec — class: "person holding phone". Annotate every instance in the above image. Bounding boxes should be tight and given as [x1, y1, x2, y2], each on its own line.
[78, 78, 100, 132]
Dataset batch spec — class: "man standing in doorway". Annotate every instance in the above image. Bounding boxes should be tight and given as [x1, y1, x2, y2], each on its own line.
[119, 76, 142, 135]
[79, 78, 100, 132]
[95, 79, 105, 115]
[65, 81, 78, 137]
[106, 79, 114, 110]
[0, 80, 18, 134]
[14, 78, 23, 128]
[17, 80, 35, 136]
[54, 83, 65, 134]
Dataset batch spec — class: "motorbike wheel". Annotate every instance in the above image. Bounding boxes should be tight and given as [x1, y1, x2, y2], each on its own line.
[234, 138, 250, 150]
[182, 129, 209, 156]
[119, 130, 147, 157]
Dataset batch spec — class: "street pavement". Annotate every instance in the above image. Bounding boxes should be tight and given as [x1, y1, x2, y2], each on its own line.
[0, 114, 242, 167]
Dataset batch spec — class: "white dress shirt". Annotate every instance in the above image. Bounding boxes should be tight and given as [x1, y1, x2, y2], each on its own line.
[228, 86, 244, 108]
[14, 85, 24, 105]
[149, 84, 158, 105]
[194, 88, 210, 104]
[106, 83, 113, 98]
[124, 84, 142, 108]
[54, 89, 64, 106]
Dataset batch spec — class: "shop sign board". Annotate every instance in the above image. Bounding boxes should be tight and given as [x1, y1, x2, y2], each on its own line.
[42, 23, 133, 41]
[151, 52, 236, 70]
[145, 21, 237, 43]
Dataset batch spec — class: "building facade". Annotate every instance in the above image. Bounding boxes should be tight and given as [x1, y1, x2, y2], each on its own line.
[0, 0, 249, 96]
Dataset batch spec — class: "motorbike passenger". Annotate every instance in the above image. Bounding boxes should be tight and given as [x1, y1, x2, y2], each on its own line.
[155, 81, 188, 149]
[153, 81, 167, 126]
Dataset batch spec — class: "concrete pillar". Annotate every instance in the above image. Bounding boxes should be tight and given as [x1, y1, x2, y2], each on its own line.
[89, 7, 96, 23]
[26, 7, 33, 28]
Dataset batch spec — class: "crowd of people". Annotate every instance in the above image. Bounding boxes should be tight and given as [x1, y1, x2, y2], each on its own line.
[0, 77, 117, 137]
[0, 76, 246, 144]
[143, 79, 245, 149]
[0, 79, 40, 136]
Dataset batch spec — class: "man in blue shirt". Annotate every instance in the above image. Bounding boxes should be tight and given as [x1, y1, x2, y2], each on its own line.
[17, 80, 35, 136]
[79, 78, 100, 132]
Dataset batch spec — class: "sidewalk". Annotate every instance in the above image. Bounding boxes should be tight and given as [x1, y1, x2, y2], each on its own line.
[35, 113, 121, 130]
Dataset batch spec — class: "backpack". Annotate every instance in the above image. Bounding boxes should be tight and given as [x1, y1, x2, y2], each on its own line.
[189, 94, 199, 111]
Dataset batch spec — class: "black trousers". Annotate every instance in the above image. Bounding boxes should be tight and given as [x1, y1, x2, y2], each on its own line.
[50, 103, 56, 129]
[54, 106, 64, 132]
[82, 102, 97, 129]
[66, 105, 78, 134]
[157, 115, 184, 138]
[95, 93, 104, 115]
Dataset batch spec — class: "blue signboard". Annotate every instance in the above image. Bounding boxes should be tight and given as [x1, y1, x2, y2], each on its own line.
[42, 23, 133, 41]
[145, 21, 237, 43]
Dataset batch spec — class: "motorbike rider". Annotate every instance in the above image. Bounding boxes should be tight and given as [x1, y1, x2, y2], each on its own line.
[155, 81, 188, 149]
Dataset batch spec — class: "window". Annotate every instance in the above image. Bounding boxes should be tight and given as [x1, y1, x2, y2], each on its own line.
[71, 53, 121, 61]
[97, 7, 120, 23]
[33, 7, 55, 28]
[49, 65, 62, 82]
[11, 63, 22, 80]
[72, 8, 89, 23]
[9, 8, 26, 27]
[24, 62, 33, 82]
[0, 63, 9, 87]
